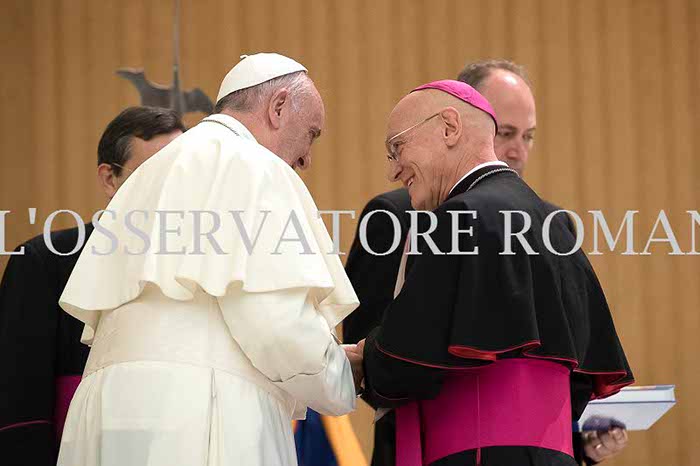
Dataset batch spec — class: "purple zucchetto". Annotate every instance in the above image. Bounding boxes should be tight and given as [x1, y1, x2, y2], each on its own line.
[412, 79, 498, 133]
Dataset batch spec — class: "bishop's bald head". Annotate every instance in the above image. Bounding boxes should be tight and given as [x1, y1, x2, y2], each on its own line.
[214, 53, 324, 171]
[385, 80, 499, 211]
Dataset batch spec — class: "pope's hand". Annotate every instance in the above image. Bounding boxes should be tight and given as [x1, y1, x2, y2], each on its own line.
[583, 428, 628, 463]
[343, 344, 364, 391]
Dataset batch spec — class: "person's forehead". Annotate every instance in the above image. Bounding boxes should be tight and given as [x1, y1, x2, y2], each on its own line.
[306, 84, 325, 122]
[386, 93, 428, 135]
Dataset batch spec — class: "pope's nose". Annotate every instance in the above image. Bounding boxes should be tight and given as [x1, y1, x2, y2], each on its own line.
[297, 155, 311, 171]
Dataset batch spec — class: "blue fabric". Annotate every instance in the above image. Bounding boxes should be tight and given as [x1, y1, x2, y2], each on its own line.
[294, 409, 338, 466]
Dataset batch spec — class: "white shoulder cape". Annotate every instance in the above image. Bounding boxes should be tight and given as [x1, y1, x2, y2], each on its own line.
[60, 114, 358, 343]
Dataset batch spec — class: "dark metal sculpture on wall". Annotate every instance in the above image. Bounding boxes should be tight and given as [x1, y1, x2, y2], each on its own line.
[116, 0, 213, 116]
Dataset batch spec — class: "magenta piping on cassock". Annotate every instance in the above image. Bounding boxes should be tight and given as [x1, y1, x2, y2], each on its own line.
[377, 340, 633, 400]
[0, 419, 51, 432]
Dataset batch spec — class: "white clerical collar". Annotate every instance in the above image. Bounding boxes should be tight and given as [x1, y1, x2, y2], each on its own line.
[201, 113, 258, 143]
[449, 160, 508, 195]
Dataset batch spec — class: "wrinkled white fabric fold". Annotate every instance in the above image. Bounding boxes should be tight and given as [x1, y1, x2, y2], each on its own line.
[58, 362, 299, 466]
[58, 284, 354, 466]
[218, 285, 356, 416]
[59, 114, 358, 344]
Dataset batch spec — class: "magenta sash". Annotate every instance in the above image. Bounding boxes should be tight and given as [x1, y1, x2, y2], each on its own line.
[54, 375, 81, 441]
[396, 359, 573, 466]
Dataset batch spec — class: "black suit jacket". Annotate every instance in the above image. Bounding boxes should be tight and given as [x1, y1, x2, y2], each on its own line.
[344, 188, 411, 345]
[0, 225, 94, 466]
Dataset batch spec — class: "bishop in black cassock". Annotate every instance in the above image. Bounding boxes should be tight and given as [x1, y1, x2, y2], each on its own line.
[356, 80, 633, 466]
[345, 188, 591, 466]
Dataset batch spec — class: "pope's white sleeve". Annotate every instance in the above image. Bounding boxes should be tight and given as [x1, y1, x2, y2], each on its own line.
[216, 287, 356, 416]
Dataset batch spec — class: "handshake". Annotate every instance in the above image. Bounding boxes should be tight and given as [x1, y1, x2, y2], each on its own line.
[342, 339, 366, 393]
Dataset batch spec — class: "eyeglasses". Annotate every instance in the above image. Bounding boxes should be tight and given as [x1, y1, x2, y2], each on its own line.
[111, 162, 134, 175]
[386, 112, 440, 162]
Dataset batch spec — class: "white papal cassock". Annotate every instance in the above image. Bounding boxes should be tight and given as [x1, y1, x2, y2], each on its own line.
[57, 114, 359, 466]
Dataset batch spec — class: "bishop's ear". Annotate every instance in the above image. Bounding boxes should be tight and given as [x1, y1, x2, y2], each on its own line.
[268, 88, 290, 129]
[440, 107, 462, 147]
[97, 163, 119, 199]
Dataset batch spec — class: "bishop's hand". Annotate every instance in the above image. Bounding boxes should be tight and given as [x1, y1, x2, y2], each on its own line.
[583, 428, 628, 463]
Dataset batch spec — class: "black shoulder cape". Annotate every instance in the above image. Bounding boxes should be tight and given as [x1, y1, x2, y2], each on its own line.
[374, 168, 633, 408]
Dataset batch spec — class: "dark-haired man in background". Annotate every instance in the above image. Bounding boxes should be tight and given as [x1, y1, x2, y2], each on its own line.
[0, 106, 184, 466]
[344, 60, 628, 466]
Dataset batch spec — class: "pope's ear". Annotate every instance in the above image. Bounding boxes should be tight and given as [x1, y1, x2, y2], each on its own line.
[267, 88, 290, 129]
[441, 107, 461, 147]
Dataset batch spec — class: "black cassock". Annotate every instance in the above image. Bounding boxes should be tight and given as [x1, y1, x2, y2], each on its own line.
[348, 165, 633, 466]
[0, 224, 93, 466]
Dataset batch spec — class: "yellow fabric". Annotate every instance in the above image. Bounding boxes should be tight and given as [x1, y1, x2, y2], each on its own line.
[320, 415, 367, 466]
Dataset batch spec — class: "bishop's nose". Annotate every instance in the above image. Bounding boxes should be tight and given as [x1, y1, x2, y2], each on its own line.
[386, 160, 401, 182]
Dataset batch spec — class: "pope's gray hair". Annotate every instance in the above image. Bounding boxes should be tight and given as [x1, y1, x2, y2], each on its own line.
[214, 71, 312, 114]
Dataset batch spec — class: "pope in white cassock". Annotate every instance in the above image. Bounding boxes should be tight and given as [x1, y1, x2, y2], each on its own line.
[57, 53, 361, 466]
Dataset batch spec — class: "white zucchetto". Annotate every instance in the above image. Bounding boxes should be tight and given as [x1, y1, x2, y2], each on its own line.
[216, 53, 307, 102]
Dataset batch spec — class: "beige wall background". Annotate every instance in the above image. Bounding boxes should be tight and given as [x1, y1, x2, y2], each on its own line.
[1, 0, 699, 465]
